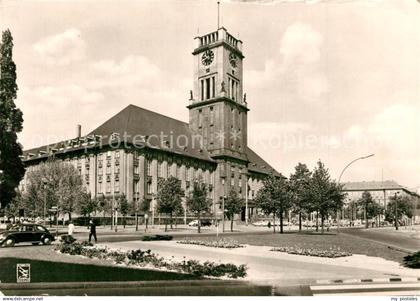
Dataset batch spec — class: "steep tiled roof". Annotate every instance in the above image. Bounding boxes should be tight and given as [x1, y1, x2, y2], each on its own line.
[23, 104, 278, 175]
[246, 147, 279, 176]
[88, 104, 213, 161]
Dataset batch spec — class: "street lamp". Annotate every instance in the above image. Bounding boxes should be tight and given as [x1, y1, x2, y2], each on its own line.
[337, 154, 375, 233]
[42, 178, 48, 227]
[394, 191, 400, 231]
[0, 170, 3, 209]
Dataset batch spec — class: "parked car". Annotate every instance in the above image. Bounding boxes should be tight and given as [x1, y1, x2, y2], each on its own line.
[188, 219, 212, 227]
[0, 223, 55, 247]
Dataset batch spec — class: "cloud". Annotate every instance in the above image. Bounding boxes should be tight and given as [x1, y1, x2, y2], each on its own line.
[91, 55, 161, 88]
[246, 22, 328, 104]
[18, 84, 106, 148]
[32, 28, 87, 66]
[339, 102, 420, 186]
[279, 23, 323, 68]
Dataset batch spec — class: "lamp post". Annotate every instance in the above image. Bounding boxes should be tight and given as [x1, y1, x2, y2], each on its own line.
[0, 170, 3, 210]
[42, 178, 48, 227]
[394, 191, 400, 230]
[337, 154, 374, 233]
[222, 196, 225, 233]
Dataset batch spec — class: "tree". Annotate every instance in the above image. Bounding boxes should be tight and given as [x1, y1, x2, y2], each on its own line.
[308, 161, 345, 233]
[139, 198, 151, 230]
[156, 176, 184, 232]
[5, 190, 26, 222]
[289, 163, 312, 231]
[255, 173, 292, 234]
[0, 29, 25, 209]
[118, 194, 129, 228]
[22, 159, 87, 219]
[255, 174, 278, 233]
[357, 191, 384, 228]
[78, 194, 98, 218]
[224, 189, 243, 232]
[386, 194, 415, 230]
[186, 180, 211, 233]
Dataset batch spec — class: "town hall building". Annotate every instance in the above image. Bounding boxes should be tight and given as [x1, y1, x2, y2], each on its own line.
[21, 27, 278, 222]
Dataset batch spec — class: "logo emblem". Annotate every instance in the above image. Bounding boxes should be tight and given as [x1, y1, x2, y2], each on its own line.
[16, 264, 30, 283]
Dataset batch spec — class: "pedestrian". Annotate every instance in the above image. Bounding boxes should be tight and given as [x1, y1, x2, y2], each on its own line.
[88, 219, 97, 243]
[68, 220, 75, 236]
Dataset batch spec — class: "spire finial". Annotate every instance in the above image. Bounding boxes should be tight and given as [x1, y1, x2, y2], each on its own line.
[217, 1, 220, 29]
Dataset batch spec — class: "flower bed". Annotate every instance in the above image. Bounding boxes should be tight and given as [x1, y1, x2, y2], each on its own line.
[270, 246, 352, 258]
[55, 242, 247, 278]
[177, 238, 244, 249]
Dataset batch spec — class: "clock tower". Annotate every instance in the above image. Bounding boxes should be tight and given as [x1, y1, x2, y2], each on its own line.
[188, 27, 249, 203]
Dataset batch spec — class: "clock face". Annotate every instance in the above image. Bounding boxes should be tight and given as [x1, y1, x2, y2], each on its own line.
[229, 52, 237, 68]
[201, 50, 214, 66]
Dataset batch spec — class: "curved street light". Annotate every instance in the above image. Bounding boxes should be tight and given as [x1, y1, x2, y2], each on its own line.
[337, 154, 375, 233]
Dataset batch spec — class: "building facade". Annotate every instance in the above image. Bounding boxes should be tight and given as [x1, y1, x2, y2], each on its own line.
[21, 27, 277, 221]
[343, 180, 420, 223]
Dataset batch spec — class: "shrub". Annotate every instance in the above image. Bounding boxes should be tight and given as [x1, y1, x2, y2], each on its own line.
[142, 235, 173, 241]
[403, 251, 420, 268]
[55, 242, 247, 278]
[270, 246, 351, 258]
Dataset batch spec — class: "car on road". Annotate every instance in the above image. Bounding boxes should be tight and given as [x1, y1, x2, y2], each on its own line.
[188, 219, 212, 227]
[0, 223, 55, 247]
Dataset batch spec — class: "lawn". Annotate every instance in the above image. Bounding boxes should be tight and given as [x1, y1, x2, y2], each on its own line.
[182, 232, 410, 264]
[0, 257, 200, 283]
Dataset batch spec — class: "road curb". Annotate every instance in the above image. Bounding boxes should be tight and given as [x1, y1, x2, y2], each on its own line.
[0, 279, 249, 290]
[316, 277, 420, 285]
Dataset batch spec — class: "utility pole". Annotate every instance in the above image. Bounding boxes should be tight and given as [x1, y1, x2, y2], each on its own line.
[222, 196, 225, 232]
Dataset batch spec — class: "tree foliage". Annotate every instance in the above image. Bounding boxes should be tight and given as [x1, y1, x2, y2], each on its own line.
[22, 159, 88, 219]
[289, 163, 312, 231]
[186, 180, 211, 233]
[224, 189, 243, 232]
[307, 161, 345, 233]
[78, 194, 97, 217]
[0, 29, 25, 208]
[156, 176, 184, 231]
[255, 173, 293, 233]
[357, 191, 383, 228]
[385, 194, 415, 228]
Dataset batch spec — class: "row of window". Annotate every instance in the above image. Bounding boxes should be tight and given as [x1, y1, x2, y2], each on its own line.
[97, 180, 120, 194]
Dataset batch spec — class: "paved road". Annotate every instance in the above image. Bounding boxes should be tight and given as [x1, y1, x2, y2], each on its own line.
[341, 228, 420, 252]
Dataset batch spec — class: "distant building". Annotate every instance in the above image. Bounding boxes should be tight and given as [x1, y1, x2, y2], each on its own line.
[343, 180, 420, 222]
[20, 27, 278, 221]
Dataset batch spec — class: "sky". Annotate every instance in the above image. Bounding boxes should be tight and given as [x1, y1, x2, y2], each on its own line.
[0, 0, 419, 189]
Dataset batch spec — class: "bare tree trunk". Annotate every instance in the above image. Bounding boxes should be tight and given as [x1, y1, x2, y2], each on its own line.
[321, 214, 325, 234]
[170, 212, 173, 229]
[198, 212, 201, 234]
[273, 212, 276, 233]
[365, 203, 368, 229]
[231, 218, 234, 232]
[315, 211, 319, 232]
[280, 210, 284, 234]
[298, 212, 302, 232]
